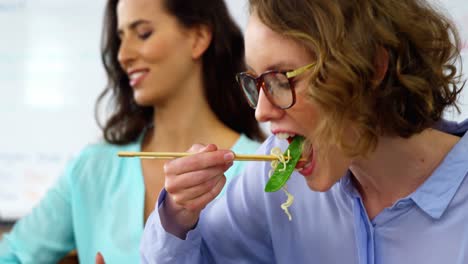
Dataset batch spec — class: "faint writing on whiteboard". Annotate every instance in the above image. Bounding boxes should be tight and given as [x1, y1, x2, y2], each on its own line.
[0, 0, 26, 11]
[0, 151, 73, 221]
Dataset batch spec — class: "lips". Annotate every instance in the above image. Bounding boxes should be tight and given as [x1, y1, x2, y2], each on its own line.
[274, 132, 316, 177]
[275, 132, 296, 142]
[128, 69, 149, 87]
[295, 146, 315, 177]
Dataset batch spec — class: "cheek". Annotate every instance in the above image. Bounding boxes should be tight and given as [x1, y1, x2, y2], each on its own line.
[141, 40, 169, 63]
[142, 29, 191, 63]
[142, 37, 193, 83]
[292, 99, 322, 133]
[323, 146, 351, 176]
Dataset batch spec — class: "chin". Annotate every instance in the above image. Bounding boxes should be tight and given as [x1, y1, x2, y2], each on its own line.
[304, 175, 336, 192]
[133, 95, 155, 107]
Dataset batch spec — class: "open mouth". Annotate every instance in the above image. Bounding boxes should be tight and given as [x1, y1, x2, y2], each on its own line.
[295, 147, 315, 176]
[275, 133, 315, 175]
[129, 70, 149, 87]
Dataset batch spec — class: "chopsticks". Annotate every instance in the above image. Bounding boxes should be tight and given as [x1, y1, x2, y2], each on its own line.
[117, 151, 300, 162]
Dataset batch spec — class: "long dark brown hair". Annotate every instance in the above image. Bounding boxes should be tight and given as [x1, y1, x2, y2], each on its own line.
[96, 0, 265, 145]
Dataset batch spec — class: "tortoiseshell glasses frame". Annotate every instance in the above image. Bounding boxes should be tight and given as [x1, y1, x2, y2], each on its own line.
[236, 63, 315, 110]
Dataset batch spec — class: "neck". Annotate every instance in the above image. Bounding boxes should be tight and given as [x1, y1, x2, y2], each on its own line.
[350, 128, 459, 219]
[142, 71, 239, 152]
[145, 106, 238, 152]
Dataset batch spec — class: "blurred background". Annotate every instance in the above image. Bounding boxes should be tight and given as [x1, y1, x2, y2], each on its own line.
[0, 0, 467, 222]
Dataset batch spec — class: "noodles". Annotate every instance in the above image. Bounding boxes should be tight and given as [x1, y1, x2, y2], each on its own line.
[281, 187, 294, 221]
[269, 147, 295, 221]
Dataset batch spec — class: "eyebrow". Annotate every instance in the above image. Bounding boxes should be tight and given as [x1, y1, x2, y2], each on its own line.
[246, 62, 298, 75]
[117, 19, 151, 37]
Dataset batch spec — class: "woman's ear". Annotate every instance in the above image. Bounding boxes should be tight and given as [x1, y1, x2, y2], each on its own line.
[190, 24, 213, 60]
[373, 46, 389, 86]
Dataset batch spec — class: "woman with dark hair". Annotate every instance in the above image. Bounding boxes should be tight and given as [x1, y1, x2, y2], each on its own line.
[0, 0, 263, 263]
[141, 0, 468, 263]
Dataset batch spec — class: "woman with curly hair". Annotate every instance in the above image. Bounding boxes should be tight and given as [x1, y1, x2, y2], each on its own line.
[142, 0, 468, 263]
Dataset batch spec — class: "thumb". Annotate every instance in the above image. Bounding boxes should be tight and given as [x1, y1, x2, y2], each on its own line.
[187, 143, 218, 153]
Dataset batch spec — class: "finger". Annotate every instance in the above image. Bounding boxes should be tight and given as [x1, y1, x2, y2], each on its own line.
[95, 252, 105, 264]
[165, 149, 234, 176]
[179, 174, 227, 211]
[166, 162, 231, 192]
[171, 174, 227, 203]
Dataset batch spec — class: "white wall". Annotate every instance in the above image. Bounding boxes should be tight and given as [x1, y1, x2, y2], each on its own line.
[436, 0, 468, 121]
[0, 0, 466, 220]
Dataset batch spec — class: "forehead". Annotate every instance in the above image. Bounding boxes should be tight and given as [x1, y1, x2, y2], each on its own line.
[244, 14, 314, 73]
[117, 0, 163, 25]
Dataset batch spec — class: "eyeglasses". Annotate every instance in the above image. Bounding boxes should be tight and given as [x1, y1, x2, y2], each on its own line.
[236, 63, 315, 109]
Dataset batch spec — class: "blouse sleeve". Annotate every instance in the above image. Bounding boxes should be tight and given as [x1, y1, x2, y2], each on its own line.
[0, 158, 79, 263]
[140, 137, 278, 264]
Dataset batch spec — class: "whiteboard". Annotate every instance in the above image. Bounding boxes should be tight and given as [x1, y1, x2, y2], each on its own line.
[0, 0, 106, 220]
[0, 0, 467, 220]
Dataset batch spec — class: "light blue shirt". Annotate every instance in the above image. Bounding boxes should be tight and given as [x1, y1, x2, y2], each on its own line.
[0, 134, 260, 264]
[141, 119, 468, 264]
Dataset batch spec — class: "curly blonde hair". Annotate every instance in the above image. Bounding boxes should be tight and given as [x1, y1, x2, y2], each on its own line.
[249, 0, 465, 156]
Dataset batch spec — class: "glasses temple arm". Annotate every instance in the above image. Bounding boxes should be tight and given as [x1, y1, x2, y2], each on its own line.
[286, 63, 315, 78]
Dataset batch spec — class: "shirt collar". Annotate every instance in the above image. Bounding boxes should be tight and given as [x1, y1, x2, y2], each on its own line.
[340, 119, 468, 219]
[411, 125, 468, 219]
[339, 171, 360, 198]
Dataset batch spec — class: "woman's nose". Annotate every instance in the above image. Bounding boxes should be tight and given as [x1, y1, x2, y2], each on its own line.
[117, 38, 137, 69]
[255, 89, 284, 122]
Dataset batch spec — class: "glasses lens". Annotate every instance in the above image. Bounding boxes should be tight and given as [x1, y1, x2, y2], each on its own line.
[263, 73, 293, 108]
[239, 75, 259, 108]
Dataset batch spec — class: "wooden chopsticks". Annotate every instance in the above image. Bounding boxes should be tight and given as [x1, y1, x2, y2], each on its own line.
[117, 151, 298, 161]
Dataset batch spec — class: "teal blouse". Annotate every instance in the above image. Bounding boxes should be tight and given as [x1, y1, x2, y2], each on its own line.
[0, 134, 260, 264]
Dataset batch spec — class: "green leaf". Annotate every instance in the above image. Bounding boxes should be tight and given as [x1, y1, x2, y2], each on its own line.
[264, 136, 304, 192]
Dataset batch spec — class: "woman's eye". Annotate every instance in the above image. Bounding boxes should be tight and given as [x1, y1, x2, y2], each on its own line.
[138, 31, 152, 40]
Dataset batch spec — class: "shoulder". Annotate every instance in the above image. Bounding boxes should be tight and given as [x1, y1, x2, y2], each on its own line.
[77, 140, 121, 159]
[63, 139, 139, 184]
[71, 140, 130, 168]
[435, 118, 468, 137]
